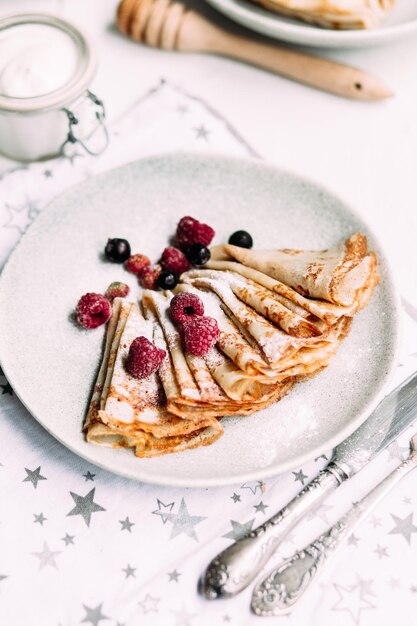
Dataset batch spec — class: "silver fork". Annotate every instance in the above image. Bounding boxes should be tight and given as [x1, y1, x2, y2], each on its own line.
[251, 432, 417, 616]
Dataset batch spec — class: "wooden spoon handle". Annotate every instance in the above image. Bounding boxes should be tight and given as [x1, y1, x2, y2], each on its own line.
[178, 15, 393, 101]
[220, 37, 392, 101]
[116, 0, 393, 101]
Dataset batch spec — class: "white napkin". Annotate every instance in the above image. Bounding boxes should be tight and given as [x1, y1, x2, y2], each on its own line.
[0, 80, 416, 626]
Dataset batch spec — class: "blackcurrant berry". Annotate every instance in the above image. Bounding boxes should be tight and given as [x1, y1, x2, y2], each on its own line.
[185, 243, 211, 266]
[104, 238, 131, 263]
[157, 271, 179, 290]
[228, 230, 253, 249]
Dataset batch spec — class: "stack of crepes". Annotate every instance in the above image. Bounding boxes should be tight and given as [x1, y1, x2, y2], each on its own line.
[85, 232, 379, 457]
[250, 0, 396, 30]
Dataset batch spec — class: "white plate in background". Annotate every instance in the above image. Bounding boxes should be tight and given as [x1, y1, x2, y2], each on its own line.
[204, 0, 417, 48]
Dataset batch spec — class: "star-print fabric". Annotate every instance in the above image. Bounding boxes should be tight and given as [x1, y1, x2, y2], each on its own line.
[0, 80, 417, 626]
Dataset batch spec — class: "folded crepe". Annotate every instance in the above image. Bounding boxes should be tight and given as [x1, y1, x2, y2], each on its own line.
[85, 231, 378, 458]
[184, 268, 322, 337]
[181, 269, 353, 378]
[249, 0, 396, 30]
[85, 299, 223, 457]
[213, 233, 378, 308]
[142, 289, 289, 406]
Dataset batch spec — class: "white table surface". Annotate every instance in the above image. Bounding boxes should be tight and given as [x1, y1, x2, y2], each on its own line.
[1, 0, 417, 304]
[1, 3, 417, 625]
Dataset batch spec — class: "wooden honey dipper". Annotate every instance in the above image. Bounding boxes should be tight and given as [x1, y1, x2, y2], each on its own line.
[117, 0, 393, 101]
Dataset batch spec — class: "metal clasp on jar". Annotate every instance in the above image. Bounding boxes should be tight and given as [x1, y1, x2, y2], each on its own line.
[60, 90, 109, 158]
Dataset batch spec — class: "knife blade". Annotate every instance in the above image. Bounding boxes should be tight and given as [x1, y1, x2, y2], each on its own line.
[200, 371, 417, 600]
[333, 371, 417, 473]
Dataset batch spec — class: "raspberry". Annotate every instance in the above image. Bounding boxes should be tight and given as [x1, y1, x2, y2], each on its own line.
[105, 281, 130, 300]
[170, 293, 204, 325]
[126, 336, 166, 379]
[76, 293, 112, 329]
[125, 253, 150, 275]
[139, 265, 161, 290]
[176, 216, 215, 250]
[181, 316, 219, 356]
[160, 246, 191, 275]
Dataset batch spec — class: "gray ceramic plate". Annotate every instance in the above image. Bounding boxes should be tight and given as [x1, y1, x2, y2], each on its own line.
[0, 154, 400, 487]
[204, 0, 417, 48]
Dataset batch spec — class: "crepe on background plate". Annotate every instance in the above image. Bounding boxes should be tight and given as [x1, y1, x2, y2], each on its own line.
[250, 0, 396, 30]
[84, 232, 378, 457]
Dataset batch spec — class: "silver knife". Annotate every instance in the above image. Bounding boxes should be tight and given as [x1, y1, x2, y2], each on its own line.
[252, 431, 417, 616]
[200, 371, 417, 600]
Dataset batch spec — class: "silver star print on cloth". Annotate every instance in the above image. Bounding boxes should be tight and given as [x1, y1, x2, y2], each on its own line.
[67, 488, 106, 527]
[32, 542, 62, 570]
[160, 498, 206, 541]
[0, 80, 417, 626]
[23, 466, 47, 488]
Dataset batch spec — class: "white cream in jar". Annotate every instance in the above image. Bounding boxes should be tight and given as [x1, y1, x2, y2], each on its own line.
[0, 23, 80, 99]
[0, 14, 106, 162]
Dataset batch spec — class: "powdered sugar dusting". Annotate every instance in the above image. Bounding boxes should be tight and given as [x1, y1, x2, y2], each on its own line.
[205, 346, 226, 370]
[257, 329, 296, 363]
[0, 154, 399, 486]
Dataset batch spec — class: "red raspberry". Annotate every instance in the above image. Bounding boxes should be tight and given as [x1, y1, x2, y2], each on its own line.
[181, 316, 219, 356]
[139, 265, 161, 290]
[125, 253, 150, 275]
[176, 216, 215, 250]
[105, 281, 130, 300]
[126, 336, 166, 379]
[76, 293, 112, 329]
[160, 247, 191, 275]
[170, 293, 204, 325]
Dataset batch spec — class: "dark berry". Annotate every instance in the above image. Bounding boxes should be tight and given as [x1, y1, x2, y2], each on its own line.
[228, 230, 253, 249]
[185, 243, 211, 266]
[157, 271, 179, 290]
[104, 238, 131, 263]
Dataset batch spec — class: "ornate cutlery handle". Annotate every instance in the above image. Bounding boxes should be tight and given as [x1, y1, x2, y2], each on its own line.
[200, 462, 349, 599]
[252, 442, 417, 617]
[251, 516, 353, 616]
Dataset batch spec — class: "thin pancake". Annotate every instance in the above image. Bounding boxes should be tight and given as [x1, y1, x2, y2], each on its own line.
[85, 300, 223, 456]
[185, 268, 321, 337]
[84, 231, 379, 458]
[175, 283, 272, 376]
[144, 289, 279, 404]
[221, 233, 378, 307]
[250, 0, 396, 30]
